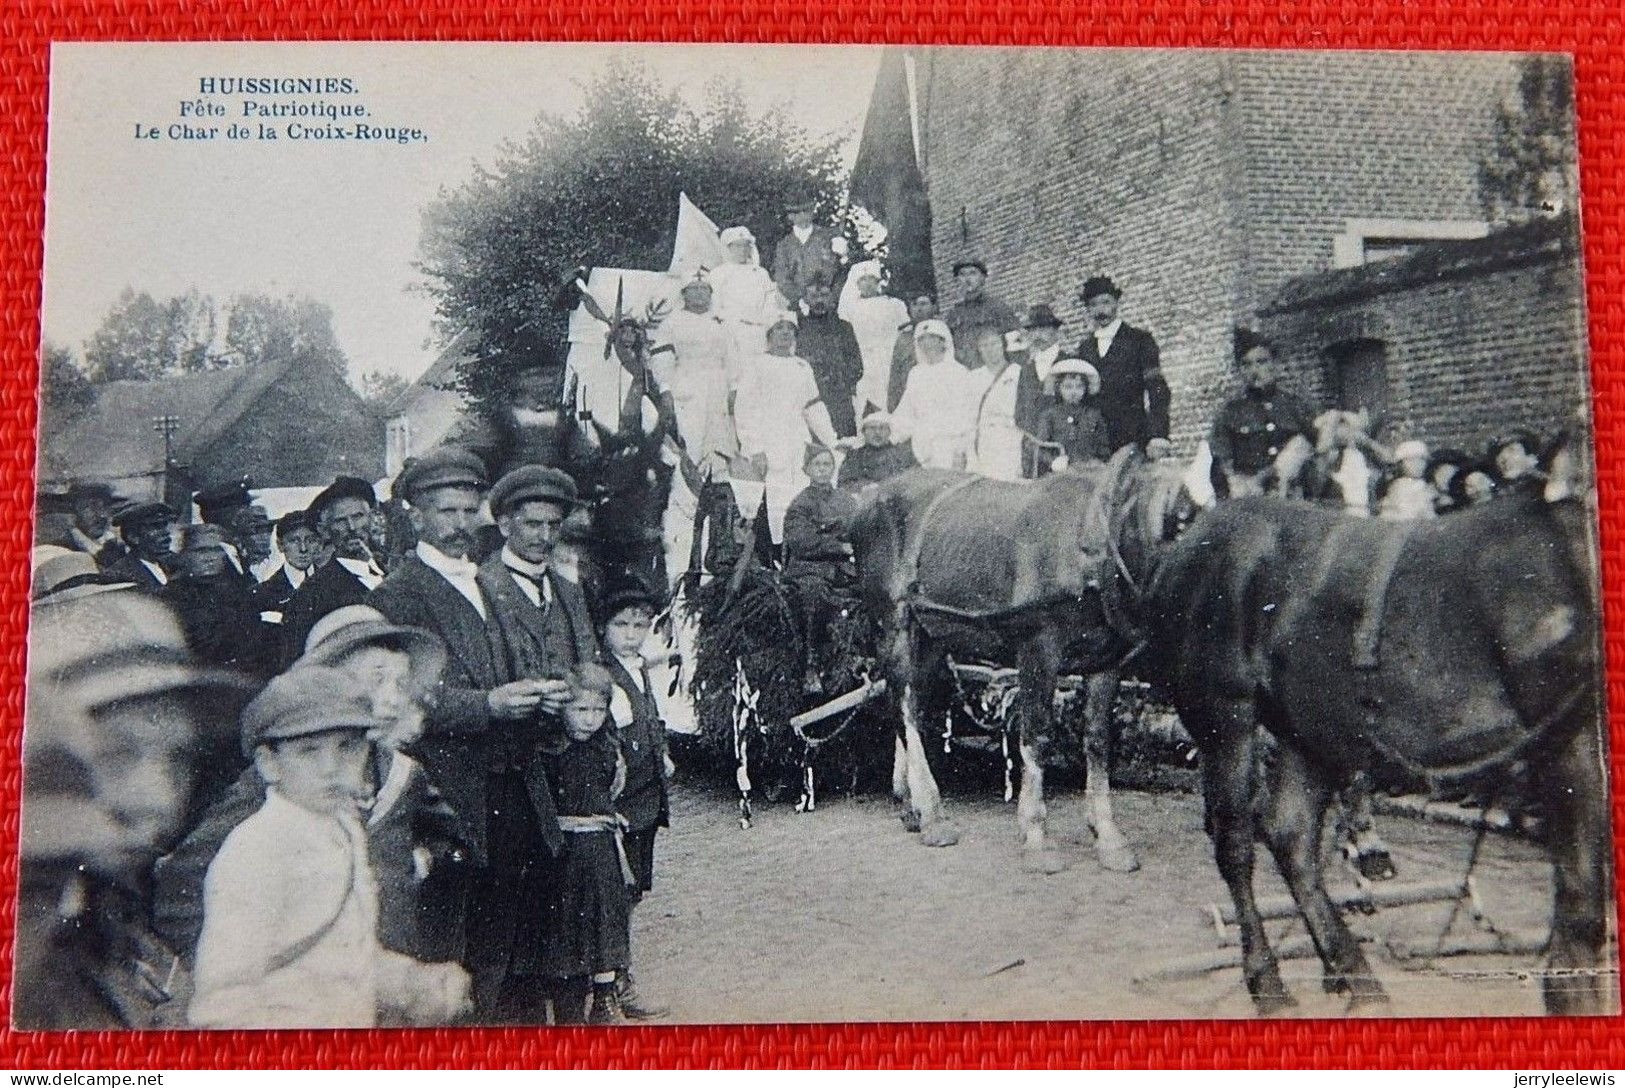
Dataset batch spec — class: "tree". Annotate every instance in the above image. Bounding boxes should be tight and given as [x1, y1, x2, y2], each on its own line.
[83, 288, 222, 382]
[40, 340, 95, 417]
[223, 292, 347, 378]
[1478, 56, 1578, 225]
[418, 62, 857, 410]
[358, 368, 409, 411]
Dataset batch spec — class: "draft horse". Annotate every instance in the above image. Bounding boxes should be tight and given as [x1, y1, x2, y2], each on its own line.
[1148, 439, 1610, 1014]
[849, 447, 1187, 873]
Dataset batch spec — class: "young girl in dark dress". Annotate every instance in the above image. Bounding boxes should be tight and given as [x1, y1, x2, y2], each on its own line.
[540, 663, 632, 1025]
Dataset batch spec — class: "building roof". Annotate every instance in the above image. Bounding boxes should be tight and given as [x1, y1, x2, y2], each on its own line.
[386, 328, 477, 416]
[41, 351, 300, 486]
[1264, 213, 1578, 316]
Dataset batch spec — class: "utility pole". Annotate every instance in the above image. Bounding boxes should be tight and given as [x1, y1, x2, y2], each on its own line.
[152, 414, 179, 506]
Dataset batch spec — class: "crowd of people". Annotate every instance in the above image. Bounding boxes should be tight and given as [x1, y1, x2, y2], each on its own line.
[21, 188, 1558, 1031]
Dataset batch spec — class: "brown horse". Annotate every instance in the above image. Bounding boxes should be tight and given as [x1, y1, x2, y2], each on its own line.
[849, 447, 1187, 873]
[1147, 438, 1611, 1014]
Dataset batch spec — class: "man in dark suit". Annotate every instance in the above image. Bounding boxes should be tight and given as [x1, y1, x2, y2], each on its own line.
[104, 501, 176, 591]
[771, 194, 846, 309]
[248, 509, 322, 620]
[278, 477, 385, 666]
[471, 464, 602, 1021]
[1074, 275, 1173, 456]
[367, 447, 559, 1023]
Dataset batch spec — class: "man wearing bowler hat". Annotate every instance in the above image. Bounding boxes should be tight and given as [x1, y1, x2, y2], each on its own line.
[105, 501, 177, 591]
[771, 192, 847, 309]
[279, 476, 387, 668]
[943, 259, 1016, 357]
[471, 465, 602, 1021]
[1074, 275, 1172, 456]
[367, 446, 558, 1021]
[1011, 303, 1070, 477]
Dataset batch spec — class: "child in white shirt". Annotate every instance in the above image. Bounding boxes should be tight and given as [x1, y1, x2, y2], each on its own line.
[188, 666, 470, 1028]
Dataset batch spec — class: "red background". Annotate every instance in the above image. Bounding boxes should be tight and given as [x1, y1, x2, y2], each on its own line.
[1, 0, 1623, 1069]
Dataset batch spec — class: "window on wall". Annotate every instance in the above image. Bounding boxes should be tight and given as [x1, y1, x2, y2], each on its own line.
[1331, 218, 1489, 269]
[1324, 339, 1391, 426]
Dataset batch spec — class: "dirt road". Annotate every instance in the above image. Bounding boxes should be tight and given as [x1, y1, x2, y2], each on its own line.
[632, 782, 1562, 1023]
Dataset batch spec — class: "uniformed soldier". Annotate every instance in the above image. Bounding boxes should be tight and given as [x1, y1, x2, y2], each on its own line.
[1209, 328, 1316, 498]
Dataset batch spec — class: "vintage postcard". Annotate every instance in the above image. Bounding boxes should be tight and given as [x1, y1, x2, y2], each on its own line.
[19, 41, 1612, 1029]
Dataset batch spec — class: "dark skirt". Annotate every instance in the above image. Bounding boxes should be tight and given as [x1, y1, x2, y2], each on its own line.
[623, 827, 658, 896]
[538, 827, 630, 978]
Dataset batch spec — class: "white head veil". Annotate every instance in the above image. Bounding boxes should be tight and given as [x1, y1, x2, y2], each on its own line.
[838, 259, 885, 320]
[912, 317, 959, 368]
[718, 225, 760, 267]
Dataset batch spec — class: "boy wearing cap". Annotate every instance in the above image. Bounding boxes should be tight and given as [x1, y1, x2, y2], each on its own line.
[599, 583, 672, 1020]
[249, 510, 322, 618]
[189, 667, 471, 1028]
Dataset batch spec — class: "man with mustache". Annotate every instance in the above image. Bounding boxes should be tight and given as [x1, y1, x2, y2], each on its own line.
[279, 476, 386, 668]
[367, 446, 555, 1022]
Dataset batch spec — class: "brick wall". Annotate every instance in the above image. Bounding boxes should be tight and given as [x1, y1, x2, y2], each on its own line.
[1234, 50, 1521, 309]
[1261, 246, 1589, 456]
[915, 48, 1526, 450]
[918, 48, 1249, 448]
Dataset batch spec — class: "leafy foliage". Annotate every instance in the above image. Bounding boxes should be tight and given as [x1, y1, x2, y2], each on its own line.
[418, 61, 860, 414]
[79, 288, 349, 384]
[1478, 56, 1578, 225]
[40, 341, 95, 417]
[358, 368, 410, 410]
[83, 288, 222, 381]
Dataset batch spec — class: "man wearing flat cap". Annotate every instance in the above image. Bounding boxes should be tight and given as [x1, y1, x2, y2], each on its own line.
[105, 501, 177, 591]
[367, 446, 557, 1020]
[279, 476, 386, 668]
[1074, 275, 1172, 456]
[471, 464, 601, 1020]
[943, 259, 1016, 357]
[771, 193, 847, 309]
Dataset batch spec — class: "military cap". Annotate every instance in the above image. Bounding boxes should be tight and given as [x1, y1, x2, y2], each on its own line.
[1078, 275, 1122, 302]
[239, 665, 383, 757]
[396, 446, 488, 502]
[952, 259, 988, 276]
[1021, 304, 1064, 330]
[489, 465, 583, 517]
[112, 500, 176, 530]
[194, 478, 255, 525]
[309, 475, 378, 521]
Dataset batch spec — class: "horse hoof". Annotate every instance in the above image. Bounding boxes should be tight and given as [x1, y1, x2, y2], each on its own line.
[1096, 842, 1141, 873]
[1021, 849, 1069, 875]
[900, 810, 922, 834]
[919, 820, 961, 848]
[1355, 850, 1397, 882]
